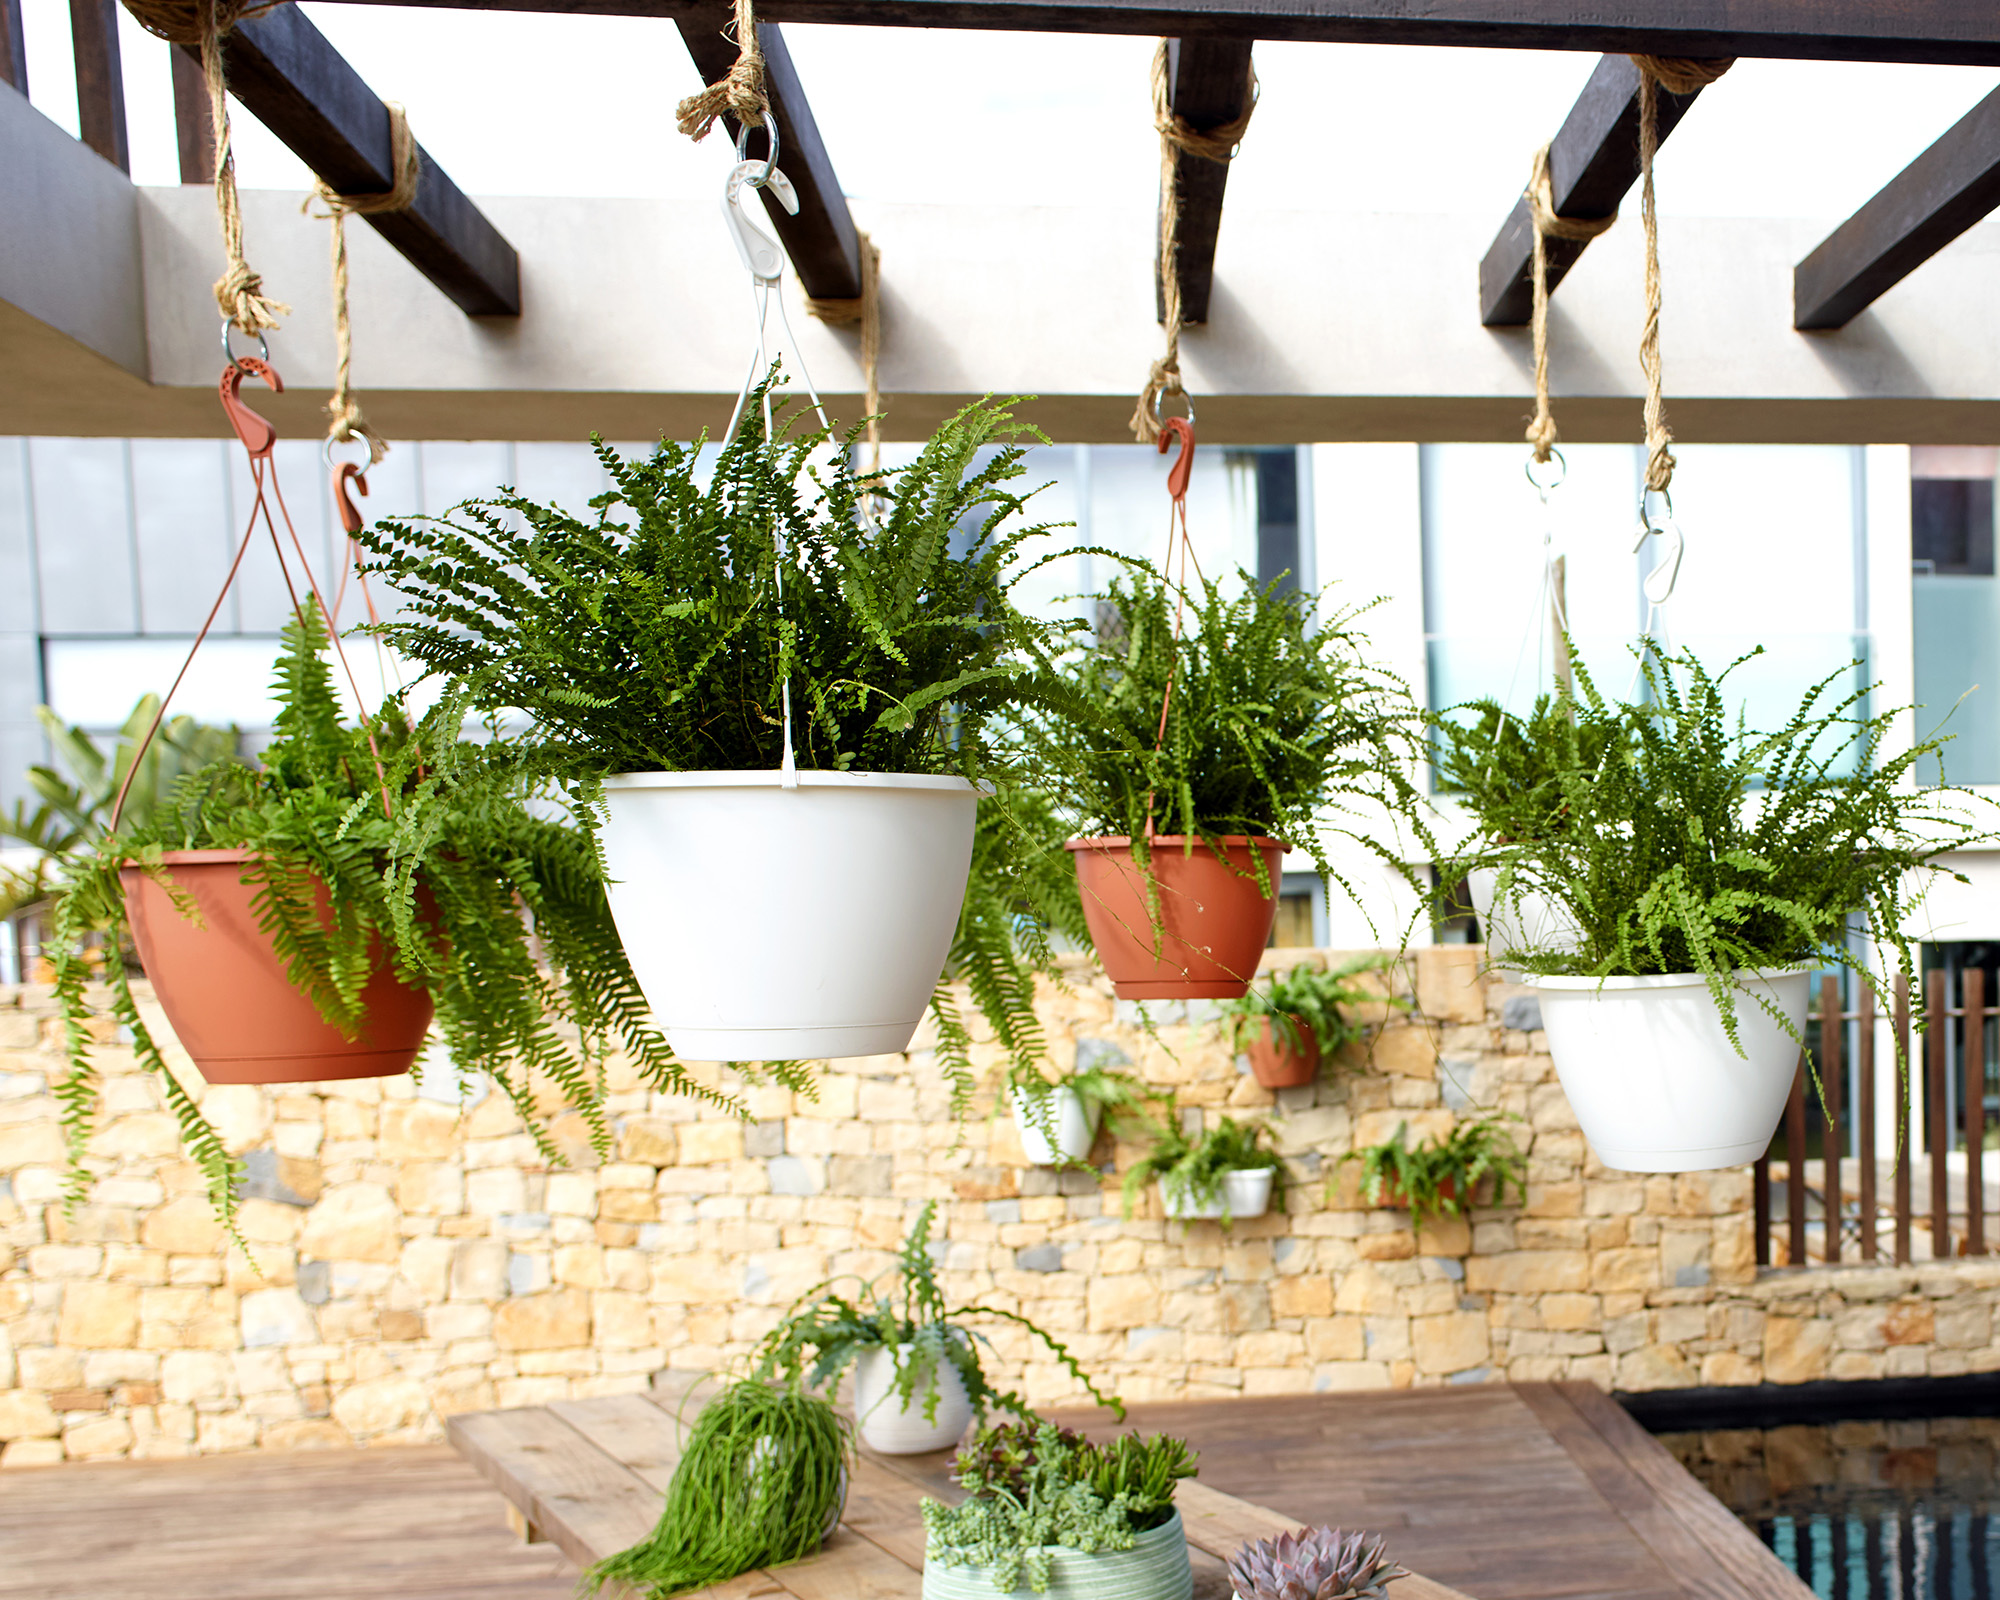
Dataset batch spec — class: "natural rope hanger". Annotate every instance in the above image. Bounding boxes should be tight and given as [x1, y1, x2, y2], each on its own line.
[1131, 39, 1258, 444]
[677, 0, 767, 139]
[122, 0, 289, 336]
[806, 231, 885, 480]
[1522, 142, 1618, 467]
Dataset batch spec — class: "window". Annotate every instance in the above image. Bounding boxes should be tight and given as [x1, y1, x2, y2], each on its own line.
[1911, 446, 2000, 785]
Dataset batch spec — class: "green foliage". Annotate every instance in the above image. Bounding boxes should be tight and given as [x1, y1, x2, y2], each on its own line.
[752, 1201, 1122, 1431]
[1025, 568, 1424, 899]
[1214, 953, 1407, 1057]
[923, 1420, 1198, 1594]
[1119, 1110, 1282, 1222]
[1337, 1113, 1528, 1233]
[584, 1378, 850, 1599]
[1428, 692, 1620, 846]
[351, 383, 1075, 782]
[46, 613, 732, 1232]
[1429, 645, 1994, 1054]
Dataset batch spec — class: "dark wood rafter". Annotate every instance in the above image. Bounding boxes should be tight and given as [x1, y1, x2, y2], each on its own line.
[333, 0, 2000, 67]
[171, 42, 214, 182]
[197, 3, 520, 316]
[675, 2, 862, 299]
[69, 0, 130, 171]
[1478, 54, 1708, 327]
[1157, 36, 1253, 325]
[1794, 83, 2000, 328]
[0, 0, 28, 96]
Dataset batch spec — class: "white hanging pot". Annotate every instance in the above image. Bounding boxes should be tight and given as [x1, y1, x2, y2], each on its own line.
[1466, 867, 1581, 982]
[1161, 1166, 1273, 1222]
[1010, 1086, 1100, 1166]
[852, 1341, 975, 1455]
[598, 771, 980, 1061]
[1536, 967, 1811, 1172]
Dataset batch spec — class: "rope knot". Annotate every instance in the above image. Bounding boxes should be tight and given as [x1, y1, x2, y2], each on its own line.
[213, 259, 287, 335]
[1150, 41, 1258, 163]
[1130, 356, 1184, 446]
[676, 0, 768, 141]
[1629, 54, 1736, 97]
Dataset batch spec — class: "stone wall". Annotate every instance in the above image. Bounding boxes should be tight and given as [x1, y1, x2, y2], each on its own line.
[2, 950, 1997, 1466]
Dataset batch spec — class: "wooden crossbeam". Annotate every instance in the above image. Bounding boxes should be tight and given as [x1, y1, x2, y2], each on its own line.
[198, 3, 520, 316]
[171, 45, 214, 183]
[1477, 55, 1707, 327]
[0, 0, 24, 96]
[1794, 84, 2000, 328]
[676, 2, 863, 300]
[69, 0, 130, 171]
[1157, 37, 1253, 325]
[335, 1, 2000, 67]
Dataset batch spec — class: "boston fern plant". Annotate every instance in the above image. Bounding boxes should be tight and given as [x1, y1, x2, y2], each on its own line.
[1431, 643, 1991, 1051]
[1119, 1111, 1283, 1221]
[1338, 1113, 1528, 1233]
[1215, 953, 1406, 1056]
[752, 1201, 1121, 1429]
[47, 613, 729, 1229]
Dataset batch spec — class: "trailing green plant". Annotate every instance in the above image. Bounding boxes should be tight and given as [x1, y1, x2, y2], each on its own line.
[1024, 567, 1424, 902]
[45, 612, 737, 1231]
[1428, 691, 1622, 847]
[1428, 644, 1994, 1056]
[1227, 1526, 1406, 1600]
[922, 1420, 1198, 1594]
[1337, 1112, 1528, 1233]
[1119, 1110, 1283, 1221]
[752, 1201, 1122, 1432]
[1215, 953, 1407, 1057]
[583, 1377, 850, 1598]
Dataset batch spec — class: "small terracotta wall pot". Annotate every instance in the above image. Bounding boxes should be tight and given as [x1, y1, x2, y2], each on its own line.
[1378, 1175, 1457, 1213]
[1241, 1015, 1320, 1089]
[120, 849, 434, 1085]
[1066, 835, 1284, 1001]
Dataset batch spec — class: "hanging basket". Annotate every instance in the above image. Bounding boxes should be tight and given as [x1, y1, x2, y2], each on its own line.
[598, 771, 980, 1061]
[924, 1510, 1193, 1600]
[1067, 836, 1284, 1002]
[1466, 868, 1581, 983]
[1010, 1086, 1100, 1166]
[1536, 967, 1811, 1172]
[1239, 1016, 1320, 1089]
[121, 849, 433, 1085]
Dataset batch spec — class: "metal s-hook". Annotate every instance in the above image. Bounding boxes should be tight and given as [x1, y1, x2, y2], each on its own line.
[219, 357, 284, 461]
[1156, 414, 1195, 503]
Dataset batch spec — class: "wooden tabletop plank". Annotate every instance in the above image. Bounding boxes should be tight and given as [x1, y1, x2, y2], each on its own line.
[839, 1459, 935, 1570]
[764, 1528, 923, 1599]
[550, 1393, 690, 1492]
[446, 1407, 662, 1575]
[1178, 1481, 1476, 1600]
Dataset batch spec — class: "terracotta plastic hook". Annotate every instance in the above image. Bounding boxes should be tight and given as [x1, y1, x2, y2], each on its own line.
[1157, 414, 1196, 502]
[332, 461, 370, 534]
[218, 358, 284, 461]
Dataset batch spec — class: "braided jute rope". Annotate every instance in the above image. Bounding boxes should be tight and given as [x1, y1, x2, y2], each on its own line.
[1131, 38, 1259, 443]
[122, 0, 289, 334]
[304, 103, 421, 464]
[1629, 54, 1733, 494]
[1523, 141, 1618, 463]
[805, 230, 884, 477]
[678, 0, 767, 141]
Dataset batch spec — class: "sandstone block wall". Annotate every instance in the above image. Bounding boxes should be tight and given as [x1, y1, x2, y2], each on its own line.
[2, 950, 1996, 1465]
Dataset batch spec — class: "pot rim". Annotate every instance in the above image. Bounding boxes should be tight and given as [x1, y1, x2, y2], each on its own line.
[118, 847, 257, 871]
[1064, 833, 1286, 852]
[1532, 965, 1808, 993]
[604, 769, 982, 793]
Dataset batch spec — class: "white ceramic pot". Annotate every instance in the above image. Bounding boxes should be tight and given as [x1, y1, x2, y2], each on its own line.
[924, 1509, 1193, 1600]
[1536, 967, 1811, 1172]
[1467, 867, 1580, 981]
[1161, 1166, 1273, 1222]
[598, 771, 979, 1061]
[852, 1342, 975, 1455]
[1010, 1086, 1100, 1166]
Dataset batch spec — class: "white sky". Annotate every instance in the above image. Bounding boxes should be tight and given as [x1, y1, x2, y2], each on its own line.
[14, 0, 2000, 221]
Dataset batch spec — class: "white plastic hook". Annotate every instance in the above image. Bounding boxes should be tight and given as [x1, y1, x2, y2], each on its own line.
[1634, 516, 1684, 606]
[723, 159, 799, 286]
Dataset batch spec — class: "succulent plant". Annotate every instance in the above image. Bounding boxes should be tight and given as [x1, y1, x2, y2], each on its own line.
[1227, 1526, 1408, 1600]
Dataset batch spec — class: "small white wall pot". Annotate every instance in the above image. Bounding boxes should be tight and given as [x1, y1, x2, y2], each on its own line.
[1467, 867, 1580, 981]
[1010, 1086, 1100, 1166]
[1160, 1166, 1273, 1222]
[851, 1342, 975, 1455]
[923, 1509, 1194, 1600]
[1536, 967, 1812, 1172]
[598, 771, 979, 1061]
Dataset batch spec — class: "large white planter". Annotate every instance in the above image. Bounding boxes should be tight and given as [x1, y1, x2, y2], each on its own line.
[924, 1510, 1193, 1600]
[1161, 1166, 1273, 1222]
[1010, 1086, 1100, 1166]
[1467, 867, 1580, 981]
[1537, 967, 1812, 1172]
[852, 1342, 975, 1455]
[598, 771, 979, 1061]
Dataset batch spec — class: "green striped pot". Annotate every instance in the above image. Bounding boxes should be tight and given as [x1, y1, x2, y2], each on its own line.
[921, 1510, 1193, 1600]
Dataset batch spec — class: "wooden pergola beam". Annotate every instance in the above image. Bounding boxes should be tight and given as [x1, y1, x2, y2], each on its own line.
[1794, 85, 2000, 329]
[1158, 37, 1253, 326]
[198, 4, 520, 316]
[676, 2, 862, 300]
[0, 0, 25, 96]
[69, 0, 130, 172]
[331, 0, 2000, 67]
[171, 45, 215, 183]
[1478, 55, 1707, 327]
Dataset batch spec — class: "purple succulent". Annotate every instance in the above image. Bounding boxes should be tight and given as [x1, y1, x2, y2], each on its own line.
[1226, 1525, 1408, 1600]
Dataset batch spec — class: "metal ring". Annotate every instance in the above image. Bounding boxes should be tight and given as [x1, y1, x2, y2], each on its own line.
[1524, 449, 1566, 494]
[1637, 485, 1674, 530]
[733, 111, 780, 188]
[220, 319, 269, 372]
[323, 434, 372, 473]
[1152, 388, 1196, 426]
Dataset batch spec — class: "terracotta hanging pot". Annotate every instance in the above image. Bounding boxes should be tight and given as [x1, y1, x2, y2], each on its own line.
[120, 849, 433, 1085]
[1240, 1016, 1320, 1089]
[1066, 835, 1284, 1001]
[1376, 1175, 1457, 1214]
